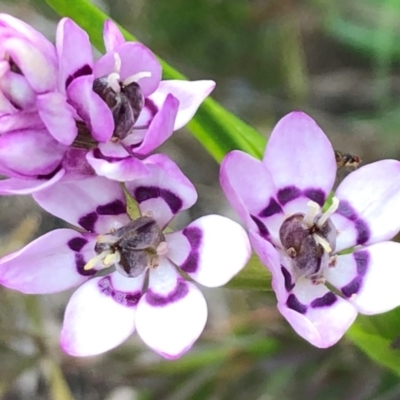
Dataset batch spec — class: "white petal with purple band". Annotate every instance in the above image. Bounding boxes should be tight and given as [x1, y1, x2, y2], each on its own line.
[326, 242, 400, 315]
[0, 229, 96, 294]
[167, 215, 251, 287]
[33, 176, 130, 233]
[61, 271, 144, 356]
[136, 259, 207, 359]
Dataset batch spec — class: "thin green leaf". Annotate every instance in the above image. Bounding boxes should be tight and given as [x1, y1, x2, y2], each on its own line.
[44, 0, 266, 161]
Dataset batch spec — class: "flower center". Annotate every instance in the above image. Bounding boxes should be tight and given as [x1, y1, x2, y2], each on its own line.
[92, 53, 151, 141]
[279, 197, 339, 284]
[84, 216, 167, 278]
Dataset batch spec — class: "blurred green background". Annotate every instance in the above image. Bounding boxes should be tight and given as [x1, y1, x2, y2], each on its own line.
[2, 0, 400, 399]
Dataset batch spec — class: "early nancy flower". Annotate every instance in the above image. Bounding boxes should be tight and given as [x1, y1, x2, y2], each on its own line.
[0, 154, 250, 358]
[59, 19, 216, 181]
[0, 14, 74, 194]
[220, 111, 400, 348]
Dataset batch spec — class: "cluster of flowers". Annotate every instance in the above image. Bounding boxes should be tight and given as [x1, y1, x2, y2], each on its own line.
[1, 13, 400, 359]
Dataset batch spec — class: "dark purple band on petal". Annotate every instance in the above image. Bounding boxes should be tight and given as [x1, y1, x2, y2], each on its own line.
[143, 98, 158, 118]
[354, 250, 369, 276]
[341, 276, 362, 298]
[310, 292, 337, 308]
[355, 219, 370, 245]
[277, 186, 327, 207]
[65, 64, 93, 89]
[78, 212, 98, 232]
[335, 200, 370, 245]
[303, 188, 325, 207]
[145, 279, 189, 307]
[336, 201, 357, 220]
[259, 198, 283, 218]
[250, 215, 269, 239]
[98, 276, 142, 307]
[97, 199, 126, 215]
[286, 293, 307, 314]
[341, 250, 370, 298]
[68, 237, 88, 252]
[180, 227, 202, 273]
[92, 148, 125, 162]
[277, 186, 302, 206]
[281, 266, 295, 292]
[75, 253, 96, 276]
[134, 186, 183, 214]
[37, 165, 63, 180]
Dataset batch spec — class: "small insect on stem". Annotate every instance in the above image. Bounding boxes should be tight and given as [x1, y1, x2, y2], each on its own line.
[335, 150, 362, 170]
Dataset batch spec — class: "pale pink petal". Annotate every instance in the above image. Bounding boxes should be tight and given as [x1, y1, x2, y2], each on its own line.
[167, 215, 250, 287]
[0, 229, 96, 294]
[86, 148, 150, 182]
[0, 128, 66, 177]
[332, 160, 400, 251]
[33, 176, 130, 233]
[132, 94, 179, 156]
[136, 259, 207, 359]
[279, 278, 358, 348]
[67, 75, 114, 142]
[103, 20, 125, 52]
[0, 112, 42, 134]
[2, 37, 56, 92]
[326, 242, 400, 315]
[126, 153, 197, 228]
[148, 80, 215, 130]
[264, 112, 336, 214]
[220, 150, 283, 242]
[56, 18, 93, 92]
[94, 42, 161, 97]
[0, 70, 36, 110]
[61, 272, 144, 356]
[0, 169, 65, 195]
[36, 92, 78, 145]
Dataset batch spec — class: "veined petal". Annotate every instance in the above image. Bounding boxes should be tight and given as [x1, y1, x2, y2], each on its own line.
[2, 37, 57, 92]
[0, 112, 43, 134]
[0, 229, 96, 294]
[220, 150, 283, 242]
[56, 18, 93, 92]
[61, 271, 144, 356]
[0, 169, 65, 195]
[36, 92, 78, 145]
[332, 160, 400, 251]
[264, 112, 336, 214]
[167, 215, 250, 287]
[148, 80, 215, 130]
[0, 128, 66, 177]
[126, 153, 197, 228]
[0, 70, 36, 110]
[136, 259, 207, 359]
[86, 148, 150, 182]
[133, 94, 179, 156]
[279, 278, 357, 348]
[103, 20, 125, 53]
[33, 176, 130, 233]
[67, 75, 114, 142]
[326, 242, 400, 315]
[94, 42, 162, 97]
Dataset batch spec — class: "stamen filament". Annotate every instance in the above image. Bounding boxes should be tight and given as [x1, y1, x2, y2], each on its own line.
[107, 72, 121, 93]
[313, 233, 332, 253]
[123, 71, 152, 86]
[104, 252, 121, 266]
[317, 197, 340, 227]
[84, 250, 112, 271]
[303, 201, 320, 226]
[113, 52, 122, 74]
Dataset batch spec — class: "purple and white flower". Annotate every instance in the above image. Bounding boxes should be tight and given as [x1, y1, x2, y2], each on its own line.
[0, 154, 250, 358]
[0, 14, 75, 194]
[58, 19, 215, 181]
[220, 111, 400, 348]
